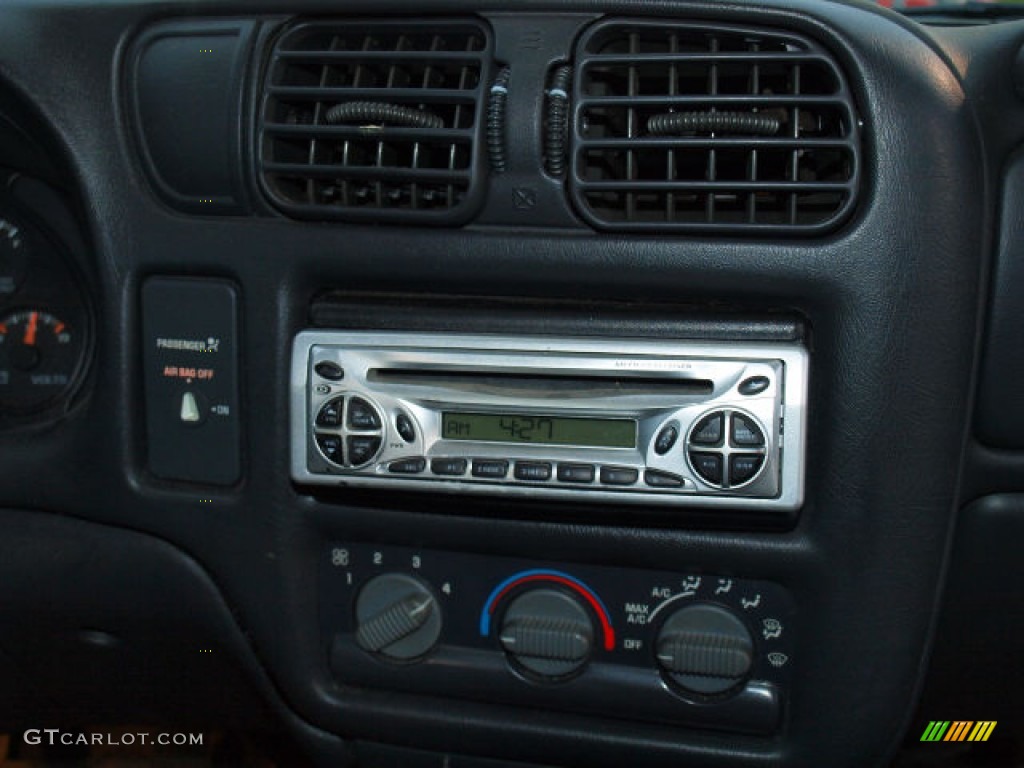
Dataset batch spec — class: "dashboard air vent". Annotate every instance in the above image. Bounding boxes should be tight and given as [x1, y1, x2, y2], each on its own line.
[572, 20, 861, 234]
[259, 20, 492, 224]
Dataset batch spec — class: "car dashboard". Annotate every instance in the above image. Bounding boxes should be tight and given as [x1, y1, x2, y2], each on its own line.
[0, 0, 1022, 766]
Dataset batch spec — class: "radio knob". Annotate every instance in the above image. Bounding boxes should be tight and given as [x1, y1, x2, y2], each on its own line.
[498, 588, 594, 680]
[655, 603, 754, 695]
[354, 574, 441, 662]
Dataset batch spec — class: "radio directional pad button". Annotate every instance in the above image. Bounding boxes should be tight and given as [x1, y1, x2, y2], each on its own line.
[316, 434, 344, 465]
[654, 423, 679, 455]
[316, 397, 344, 428]
[729, 454, 764, 486]
[557, 463, 595, 483]
[691, 452, 724, 486]
[348, 397, 382, 430]
[431, 458, 468, 476]
[600, 466, 639, 485]
[731, 414, 765, 447]
[515, 462, 552, 482]
[688, 410, 767, 488]
[644, 469, 684, 488]
[692, 412, 724, 446]
[348, 435, 382, 466]
[472, 460, 509, 479]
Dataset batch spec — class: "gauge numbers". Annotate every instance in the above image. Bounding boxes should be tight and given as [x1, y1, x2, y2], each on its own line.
[0, 309, 79, 410]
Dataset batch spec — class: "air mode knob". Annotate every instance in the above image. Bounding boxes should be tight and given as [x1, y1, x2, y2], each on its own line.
[354, 573, 441, 661]
[655, 603, 754, 695]
[498, 588, 594, 680]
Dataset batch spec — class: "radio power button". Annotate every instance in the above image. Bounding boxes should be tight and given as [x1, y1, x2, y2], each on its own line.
[654, 423, 679, 455]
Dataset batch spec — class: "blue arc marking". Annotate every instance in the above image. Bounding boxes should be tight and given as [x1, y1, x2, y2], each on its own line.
[479, 569, 613, 638]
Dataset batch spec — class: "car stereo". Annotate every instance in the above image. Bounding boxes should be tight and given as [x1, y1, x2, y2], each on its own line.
[291, 331, 807, 510]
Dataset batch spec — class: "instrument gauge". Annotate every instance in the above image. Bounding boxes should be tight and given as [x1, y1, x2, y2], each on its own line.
[0, 309, 82, 411]
[0, 217, 27, 296]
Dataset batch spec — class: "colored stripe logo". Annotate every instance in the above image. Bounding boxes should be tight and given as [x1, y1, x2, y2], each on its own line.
[920, 721, 997, 742]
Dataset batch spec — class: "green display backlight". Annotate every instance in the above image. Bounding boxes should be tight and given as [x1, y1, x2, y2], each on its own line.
[441, 412, 636, 449]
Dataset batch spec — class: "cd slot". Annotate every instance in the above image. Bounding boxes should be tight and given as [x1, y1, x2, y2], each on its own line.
[367, 368, 713, 399]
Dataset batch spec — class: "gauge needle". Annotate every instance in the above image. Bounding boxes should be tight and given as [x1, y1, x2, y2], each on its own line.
[24, 311, 37, 346]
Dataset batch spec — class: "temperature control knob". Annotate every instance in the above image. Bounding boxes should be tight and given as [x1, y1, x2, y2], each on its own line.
[655, 603, 754, 695]
[498, 588, 594, 680]
[354, 573, 441, 662]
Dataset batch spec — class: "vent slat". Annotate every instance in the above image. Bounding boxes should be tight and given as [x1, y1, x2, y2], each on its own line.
[263, 162, 471, 183]
[259, 19, 490, 223]
[581, 95, 850, 107]
[580, 52, 836, 65]
[580, 137, 855, 149]
[267, 86, 480, 102]
[571, 20, 861, 233]
[578, 180, 850, 192]
[263, 123, 473, 142]
[276, 50, 485, 64]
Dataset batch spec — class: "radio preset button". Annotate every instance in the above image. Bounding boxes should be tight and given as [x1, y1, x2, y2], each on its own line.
[515, 462, 552, 482]
[314, 361, 345, 381]
[348, 398, 382, 430]
[738, 375, 770, 396]
[731, 415, 765, 447]
[691, 452, 724, 486]
[431, 458, 468, 476]
[389, 458, 426, 474]
[316, 397, 343, 428]
[472, 460, 509, 479]
[316, 434, 343, 464]
[348, 435, 382, 466]
[692, 412, 724, 446]
[557, 463, 595, 484]
[729, 454, 764, 485]
[644, 469, 684, 488]
[395, 413, 416, 443]
[600, 466, 639, 485]
[654, 424, 679, 455]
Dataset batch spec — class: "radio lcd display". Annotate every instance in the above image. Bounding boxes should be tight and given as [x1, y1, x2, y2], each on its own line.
[442, 412, 636, 449]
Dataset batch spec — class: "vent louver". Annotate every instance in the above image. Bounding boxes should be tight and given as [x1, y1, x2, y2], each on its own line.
[259, 20, 491, 224]
[572, 20, 861, 234]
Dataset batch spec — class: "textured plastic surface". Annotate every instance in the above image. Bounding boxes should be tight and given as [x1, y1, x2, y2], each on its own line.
[895, 494, 1024, 768]
[0, 1, 1003, 767]
[976, 151, 1024, 448]
[128, 20, 254, 214]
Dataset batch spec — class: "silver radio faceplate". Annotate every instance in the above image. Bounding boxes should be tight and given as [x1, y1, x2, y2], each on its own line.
[291, 331, 808, 511]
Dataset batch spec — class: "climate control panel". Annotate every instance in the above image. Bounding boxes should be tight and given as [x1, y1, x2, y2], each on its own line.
[322, 543, 795, 734]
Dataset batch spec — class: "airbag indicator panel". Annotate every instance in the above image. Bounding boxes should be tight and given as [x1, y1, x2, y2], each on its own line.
[141, 276, 241, 485]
